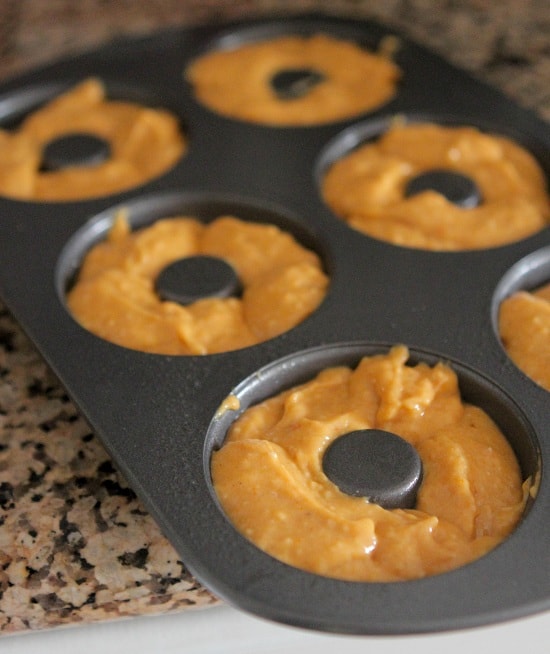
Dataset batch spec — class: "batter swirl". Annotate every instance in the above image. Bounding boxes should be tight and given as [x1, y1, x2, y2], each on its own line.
[212, 345, 528, 581]
[322, 122, 549, 250]
[0, 78, 186, 201]
[67, 213, 328, 355]
[186, 34, 401, 126]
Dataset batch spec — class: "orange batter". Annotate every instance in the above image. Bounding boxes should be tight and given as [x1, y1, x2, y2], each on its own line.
[212, 345, 528, 582]
[322, 122, 549, 250]
[499, 282, 550, 391]
[67, 213, 328, 355]
[0, 78, 186, 201]
[185, 34, 401, 125]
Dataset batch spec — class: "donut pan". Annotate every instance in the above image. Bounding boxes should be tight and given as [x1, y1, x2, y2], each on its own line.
[0, 12, 549, 636]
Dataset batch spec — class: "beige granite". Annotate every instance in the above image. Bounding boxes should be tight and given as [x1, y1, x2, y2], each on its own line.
[0, 305, 218, 635]
[0, 0, 548, 637]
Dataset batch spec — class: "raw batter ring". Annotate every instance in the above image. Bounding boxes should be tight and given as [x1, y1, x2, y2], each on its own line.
[185, 33, 401, 126]
[0, 78, 187, 201]
[66, 211, 329, 355]
[321, 120, 550, 250]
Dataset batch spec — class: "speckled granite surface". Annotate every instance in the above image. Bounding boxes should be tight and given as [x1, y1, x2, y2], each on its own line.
[0, 0, 548, 637]
[0, 305, 218, 634]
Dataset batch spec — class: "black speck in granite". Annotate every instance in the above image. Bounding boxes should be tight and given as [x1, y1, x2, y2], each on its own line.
[0, 483, 14, 511]
[0, 301, 219, 635]
[0, 326, 15, 354]
[118, 548, 149, 569]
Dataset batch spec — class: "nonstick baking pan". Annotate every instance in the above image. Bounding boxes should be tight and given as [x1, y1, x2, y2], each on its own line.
[0, 12, 548, 635]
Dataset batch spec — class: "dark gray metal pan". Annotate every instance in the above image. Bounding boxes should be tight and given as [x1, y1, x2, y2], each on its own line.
[0, 13, 548, 635]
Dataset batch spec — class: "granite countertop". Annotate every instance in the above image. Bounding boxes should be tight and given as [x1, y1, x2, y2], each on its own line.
[0, 0, 548, 638]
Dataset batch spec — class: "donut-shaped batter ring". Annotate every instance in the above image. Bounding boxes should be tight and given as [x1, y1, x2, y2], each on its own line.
[212, 345, 529, 582]
[185, 34, 401, 126]
[0, 78, 186, 201]
[67, 213, 329, 355]
[322, 122, 550, 250]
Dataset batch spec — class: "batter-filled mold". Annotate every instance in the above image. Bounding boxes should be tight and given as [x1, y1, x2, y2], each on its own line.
[185, 30, 401, 126]
[208, 343, 538, 582]
[58, 191, 329, 354]
[317, 114, 550, 250]
[0, 78, 187, 201]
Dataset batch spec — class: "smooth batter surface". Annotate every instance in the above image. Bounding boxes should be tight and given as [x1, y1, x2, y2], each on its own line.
[499, 282, 550, 391]
[185, 34, 401, 125]
[67, 214, 328, 355]
[212, 345, 527, 582]
[0, 78, 186, 201]
[322, 122, 549, 250]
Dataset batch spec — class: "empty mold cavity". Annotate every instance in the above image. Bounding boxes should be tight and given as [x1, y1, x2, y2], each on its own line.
[0, 78, 187, 201]
[493, 245, 550, 392]
[206, 342, 540, 582]
[56, 191, 330, 355]
[183, 17, 401, 126]
[316, 113, 550, 251]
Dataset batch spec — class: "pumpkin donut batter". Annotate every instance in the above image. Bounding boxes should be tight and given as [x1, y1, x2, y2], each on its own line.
[0, 78, 186, 201]
[212, 345, 528, 582]
[499, 282, 550, 392]
[322, 122, 549, 250]
[185, 33, 401, 126]
[67, 213, 328, 355]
